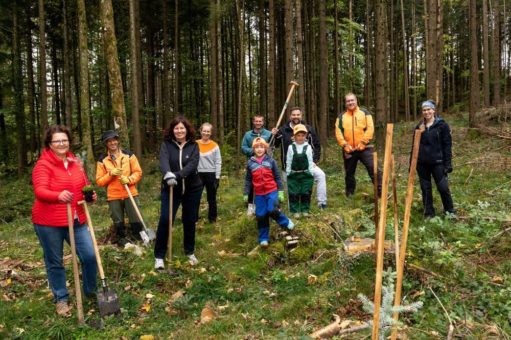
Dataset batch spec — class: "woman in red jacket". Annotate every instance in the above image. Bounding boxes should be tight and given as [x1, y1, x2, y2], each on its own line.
[32, 125, 97, 316]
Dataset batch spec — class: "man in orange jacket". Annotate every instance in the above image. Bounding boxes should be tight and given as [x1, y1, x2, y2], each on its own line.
[335, 93, 382, 197]
[96, 130, 143, 246]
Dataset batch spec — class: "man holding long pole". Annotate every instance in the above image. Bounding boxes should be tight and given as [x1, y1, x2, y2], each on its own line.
[96, 130, 144, 247]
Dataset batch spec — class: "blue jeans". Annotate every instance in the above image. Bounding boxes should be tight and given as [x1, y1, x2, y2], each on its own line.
[34, 221, 97, 303]
[255, 190, 290, 243]
[154, 185, 202, 259]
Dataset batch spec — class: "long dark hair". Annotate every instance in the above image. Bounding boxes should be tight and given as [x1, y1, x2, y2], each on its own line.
[164, 116, 196, 142]
[44, 125, 72, 148]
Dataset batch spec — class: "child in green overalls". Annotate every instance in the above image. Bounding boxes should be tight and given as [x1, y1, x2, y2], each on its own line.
[285, 124, 314, 216]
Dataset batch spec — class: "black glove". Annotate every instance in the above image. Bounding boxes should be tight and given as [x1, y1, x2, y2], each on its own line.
[444, 165, 453, 175]
[214, 178, 220, 190]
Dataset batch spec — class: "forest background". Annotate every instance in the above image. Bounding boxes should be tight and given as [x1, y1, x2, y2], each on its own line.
[0, 0, 510, 338]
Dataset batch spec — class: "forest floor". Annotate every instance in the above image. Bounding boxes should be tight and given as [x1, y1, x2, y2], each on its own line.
[0, 114, 510, 339]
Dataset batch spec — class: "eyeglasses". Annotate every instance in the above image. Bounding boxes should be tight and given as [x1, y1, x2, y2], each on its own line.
[51, 139, 69, 145]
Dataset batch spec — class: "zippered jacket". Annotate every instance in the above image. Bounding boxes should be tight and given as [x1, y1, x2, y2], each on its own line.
[335, 106, 375, 149]
[244, 155, 283, 196]
[159, 139, 202, 193]
[96, 150, 142, 200]
[414, 117, 452, 169]
[241, 128, 272, 158]
[32, 148, 90, 227]
[274, 120, 321, 168]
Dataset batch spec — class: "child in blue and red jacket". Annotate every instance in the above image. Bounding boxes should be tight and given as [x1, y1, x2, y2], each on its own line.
[244, 137, 295, 247]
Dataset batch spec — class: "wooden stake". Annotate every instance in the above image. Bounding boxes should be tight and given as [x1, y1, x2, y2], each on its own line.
[67, 203, 85, 325]
[390, 130, 422, 340]
[372, 124, 393, 340]
[373, 151, 379, 253]
[391, 155, 400, 265]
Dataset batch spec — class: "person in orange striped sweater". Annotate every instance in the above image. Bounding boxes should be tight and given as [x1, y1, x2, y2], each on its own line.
[197, 123, 222, 223]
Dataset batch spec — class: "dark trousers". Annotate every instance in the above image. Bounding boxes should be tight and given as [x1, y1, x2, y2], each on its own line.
[343, 148, 382, 196]
[248, 184, 254, 204]
[154, 185, 202, 259]
[416, 162, 454, 216]
[199, 172, 218, 222]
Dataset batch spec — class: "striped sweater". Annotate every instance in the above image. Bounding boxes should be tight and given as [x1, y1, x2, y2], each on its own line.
[196, 140, 222, 179]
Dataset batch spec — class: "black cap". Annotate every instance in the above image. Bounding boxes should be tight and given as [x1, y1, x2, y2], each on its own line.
[101, 130, 120, 143]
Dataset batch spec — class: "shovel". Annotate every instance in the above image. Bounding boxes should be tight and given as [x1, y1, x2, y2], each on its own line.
[79, 201, 121, 317]
[66, 203, 85, 325]
[166, 186, 177, 275]
[123, 184, 156, 246]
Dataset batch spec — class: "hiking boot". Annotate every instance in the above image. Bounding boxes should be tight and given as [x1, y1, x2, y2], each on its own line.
[117, 237, 128, 248]
[154, 258, 165, 271]
[130, 223, 143, 241]
[56, 301, 71, 317]
[287, 219, 295, 231]
[187, 254, 199, 266]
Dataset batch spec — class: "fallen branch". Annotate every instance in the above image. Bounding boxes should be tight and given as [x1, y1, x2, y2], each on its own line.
[429, 287, 455, 340]
[408, 263, 441, 278]
[310, 315, 370, 339]
[491, 227, 511, 240]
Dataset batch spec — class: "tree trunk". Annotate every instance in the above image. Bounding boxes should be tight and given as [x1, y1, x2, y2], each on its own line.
[77, 0, 96, 175]
[268, 0, 276, 125]
[375, 0, 388, 127]
[318, 0, 328, 147]
[51, 44, 61, 124]
[175, 0, 181, 114]
[411, 1, 417, 119]
[236, 0, 245, 156]
[258, 0, 267, 117]
[162, 0, 171, 127]
[38, 0, 48, 144]
[13, 3, 27, 175]
[129, 0, 142, 157]
[295, 0, 305, 110]
[217, 0, 224, 143]
[209, 0, 219, 128]
[482, 0, 490, 107]
[400, 0, 410, 120]
[284, 0, 294, 106]
[469, 0, 480, 127]
[333, 0, 340, 116]
[26, 17, 38, 159]
[492, 0, 501, 105]
[100, 0, 129, 147]
[62, 0, 73, 130]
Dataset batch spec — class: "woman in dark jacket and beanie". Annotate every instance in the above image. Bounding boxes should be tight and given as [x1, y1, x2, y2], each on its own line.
[414, 100, 455, 218]
[154, 116, 202, 269]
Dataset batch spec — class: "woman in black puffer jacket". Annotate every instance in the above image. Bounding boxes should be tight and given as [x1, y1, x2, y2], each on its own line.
[414, 100, 455, 218]
[154, 116, 202, 269]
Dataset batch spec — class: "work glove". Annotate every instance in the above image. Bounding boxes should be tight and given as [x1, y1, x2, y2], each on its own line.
[356, 143, 366, 151]
[163, 171, 177, 186]
[120, 176, 131, 185]
[278, 191, 285, 203]
[110, 168, 122, 176]
[343, 144, 353, 153]
[214, 178, 220, 190]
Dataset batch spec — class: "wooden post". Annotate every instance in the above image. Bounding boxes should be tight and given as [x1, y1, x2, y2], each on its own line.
[390, 130, 421, 340]
[67, 203, 85, 325]
[372, 124, 393, 340]
[391, 155, 400, 265]
[373, 151, 379, 252]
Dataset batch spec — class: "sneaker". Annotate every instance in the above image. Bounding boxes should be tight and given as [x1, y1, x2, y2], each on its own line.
[259, 240, 269, 248]
[56, 301, 71, 317]
[187, 254, 199, 266]
[287, 219, 295, 231]
[246, 203, 255, 216]
[319, 204, 327, 210]
[154, 258, 165, 270]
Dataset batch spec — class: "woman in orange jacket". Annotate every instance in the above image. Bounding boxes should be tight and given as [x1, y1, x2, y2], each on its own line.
[96, 130, 143, 246]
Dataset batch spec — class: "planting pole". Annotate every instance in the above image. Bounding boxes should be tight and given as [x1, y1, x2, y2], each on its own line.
[373, 151, 379, 253]
[390, 130, 421, 340]
[391, 155, 400, 265]
[371, 124, 393, 340]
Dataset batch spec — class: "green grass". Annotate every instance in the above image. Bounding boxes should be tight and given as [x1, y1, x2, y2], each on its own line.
[0, 114, 510, 339]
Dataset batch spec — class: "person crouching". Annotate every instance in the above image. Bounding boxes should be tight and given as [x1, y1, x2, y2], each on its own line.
[286, 124, 314, 217]
[243, 137, 294, 248]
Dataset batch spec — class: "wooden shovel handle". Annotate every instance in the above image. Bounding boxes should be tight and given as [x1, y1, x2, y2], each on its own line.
[67, 203, 85, 325]
[167, 186, 174, 264]
[123, 184, 148, 230]
[79, 201, 106, 280]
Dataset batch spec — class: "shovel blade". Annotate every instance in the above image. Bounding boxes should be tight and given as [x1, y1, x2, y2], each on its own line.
[146, 228, 156, 240]
[97, 288, 120, 317]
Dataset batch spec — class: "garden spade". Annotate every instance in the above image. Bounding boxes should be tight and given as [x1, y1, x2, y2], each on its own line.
[123, 184, 156, 245]
[79, 201, 120, 317]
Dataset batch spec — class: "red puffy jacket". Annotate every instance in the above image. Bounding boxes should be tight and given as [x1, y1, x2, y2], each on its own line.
[32, 148, 90, 227]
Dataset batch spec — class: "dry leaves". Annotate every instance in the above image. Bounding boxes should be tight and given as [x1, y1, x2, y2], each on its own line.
[200, 304, 217, 324]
